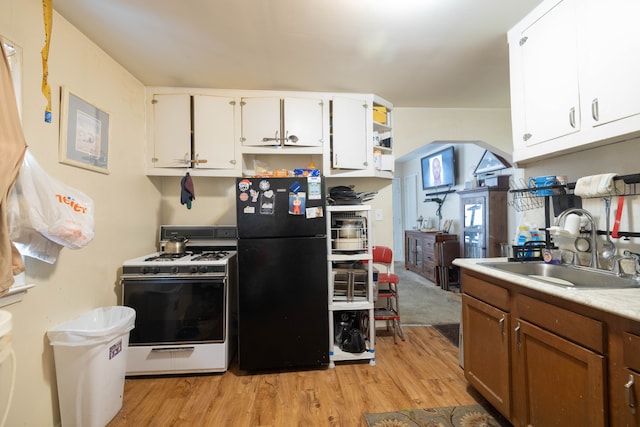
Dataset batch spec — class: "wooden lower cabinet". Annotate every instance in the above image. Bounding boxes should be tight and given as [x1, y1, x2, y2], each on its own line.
[461, 269, 611, 427]
[514, 319, 605, 427]
[462, 294, 511, 419]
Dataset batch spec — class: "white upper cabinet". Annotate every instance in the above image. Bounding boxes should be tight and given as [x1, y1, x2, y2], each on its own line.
[509, 0, 640, 164]
[148, 92, 238, 175]
[579, 0, 640, 127]
[192, 95, 238, 170]
[330, 95, 393, 178]
[151, 93, 191, 169]
[240, 96, 324, 147]
[331, 96, 369, 171]
[145, 88, 391, 178]
[512, 0, 580, 147]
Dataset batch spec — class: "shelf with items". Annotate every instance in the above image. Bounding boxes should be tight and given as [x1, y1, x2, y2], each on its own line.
[327, 204, 376, 367]
[509, 172, 640, 247]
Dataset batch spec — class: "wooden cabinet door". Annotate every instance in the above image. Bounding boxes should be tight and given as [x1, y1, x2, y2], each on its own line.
[514, 319, 606, 427]
[331, 97, 369, 170]
[151, 93, 191, 168]
[193, 95, 237, 170]
[462, 294, 512, 419]
[515, 0, 581, 148]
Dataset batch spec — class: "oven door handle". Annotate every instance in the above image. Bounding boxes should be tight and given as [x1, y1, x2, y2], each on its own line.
[151, 346, 196, 353]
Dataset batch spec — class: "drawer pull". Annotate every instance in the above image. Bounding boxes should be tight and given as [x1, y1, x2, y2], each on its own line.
[626, 374, 636, 414]
[151, 347, 196, 353]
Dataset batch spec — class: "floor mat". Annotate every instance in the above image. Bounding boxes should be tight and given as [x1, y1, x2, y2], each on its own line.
[434, 323, 460, 347]
[364, 403, 510, 427]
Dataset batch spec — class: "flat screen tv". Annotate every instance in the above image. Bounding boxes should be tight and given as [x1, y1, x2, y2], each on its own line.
[421, 146, 455, 190]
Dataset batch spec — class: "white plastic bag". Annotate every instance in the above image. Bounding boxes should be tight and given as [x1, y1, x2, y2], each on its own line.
[17, 150, 94, 249]
[8, 177, 63, 264]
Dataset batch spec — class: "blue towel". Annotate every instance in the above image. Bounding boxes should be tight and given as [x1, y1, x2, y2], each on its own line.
[180, 173, 195, 209]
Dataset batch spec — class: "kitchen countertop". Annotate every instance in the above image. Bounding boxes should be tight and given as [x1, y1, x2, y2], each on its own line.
[453, 257, 640, 323]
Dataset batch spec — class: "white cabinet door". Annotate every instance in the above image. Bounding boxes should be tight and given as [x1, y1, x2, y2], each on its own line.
[331, 97, 369, 170]
[580, 0, 640, 127]
[240, 97, 281, 146]
[282, 97, 324, 147]
[193, 95, 237, 169]
[241, 97, 324, 147]
[515, 0, 580, 147]
[152, 93, 191, 168]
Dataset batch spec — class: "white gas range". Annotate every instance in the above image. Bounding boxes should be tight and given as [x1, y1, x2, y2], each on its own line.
[120, 225, 238, 376]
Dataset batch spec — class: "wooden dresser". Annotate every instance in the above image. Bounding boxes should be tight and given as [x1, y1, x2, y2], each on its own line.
[404, 230, 458, 285]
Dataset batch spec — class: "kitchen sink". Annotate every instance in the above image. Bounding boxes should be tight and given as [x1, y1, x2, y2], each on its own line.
[478, 261, 640, 289]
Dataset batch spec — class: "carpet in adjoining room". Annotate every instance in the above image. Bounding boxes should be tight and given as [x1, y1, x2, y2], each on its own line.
[392, 262, 461, 326]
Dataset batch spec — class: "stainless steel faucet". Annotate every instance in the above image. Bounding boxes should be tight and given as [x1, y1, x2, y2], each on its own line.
[555, 208, 599, 269]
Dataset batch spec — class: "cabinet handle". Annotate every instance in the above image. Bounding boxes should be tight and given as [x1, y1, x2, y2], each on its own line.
[523, 133, 532, 142]
[183, 153, 190, 166]
[519, 36, 528, 46]
[499, 314, 505, 336]
[626, 375, 636, 415]
[592, 98, 599, 121]
[515, 322, 521, 348]
[569, 107, 576, 128]
[151, 346, 196, 353]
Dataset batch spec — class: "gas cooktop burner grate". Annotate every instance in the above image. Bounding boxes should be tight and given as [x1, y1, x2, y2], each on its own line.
[144, 253, 191, 262]
[191, 251, 231, 261]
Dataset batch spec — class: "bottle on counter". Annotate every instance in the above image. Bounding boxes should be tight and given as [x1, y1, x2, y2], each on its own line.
[516, 225, 531, 258]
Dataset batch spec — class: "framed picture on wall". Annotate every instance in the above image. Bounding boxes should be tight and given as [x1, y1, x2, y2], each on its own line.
[473, 150, 510, 176]
[59, 86, 110, 174]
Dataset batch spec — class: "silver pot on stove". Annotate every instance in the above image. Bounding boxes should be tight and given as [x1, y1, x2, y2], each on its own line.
[165, 236, 189, 254]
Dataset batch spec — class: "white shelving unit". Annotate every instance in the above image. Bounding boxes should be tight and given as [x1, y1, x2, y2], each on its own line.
[326, 204, 375, 367]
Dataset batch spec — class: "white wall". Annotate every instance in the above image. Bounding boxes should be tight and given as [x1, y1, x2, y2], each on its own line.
[391, 108, 521, 258]
[0, 1, 159, 425]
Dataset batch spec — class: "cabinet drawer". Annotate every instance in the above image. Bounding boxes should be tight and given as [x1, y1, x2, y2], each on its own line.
[423, 261, 437, 282]
[516, 294, 604, 354]
[424, 250, 435, 262]
[462, 273, 509, 311]
[623, 332, 640, 372]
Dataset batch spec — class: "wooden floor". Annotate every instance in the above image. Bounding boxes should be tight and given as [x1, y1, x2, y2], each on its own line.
[108, 326, 483, 427]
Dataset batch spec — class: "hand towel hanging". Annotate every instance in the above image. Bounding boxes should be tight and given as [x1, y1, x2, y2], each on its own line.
[180, 172, 195, 209]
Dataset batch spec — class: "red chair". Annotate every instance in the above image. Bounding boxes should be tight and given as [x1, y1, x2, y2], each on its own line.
[372, 246, 405, 343]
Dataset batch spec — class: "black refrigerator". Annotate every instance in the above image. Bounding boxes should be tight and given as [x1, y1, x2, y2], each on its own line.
[235, 176, 329, 371]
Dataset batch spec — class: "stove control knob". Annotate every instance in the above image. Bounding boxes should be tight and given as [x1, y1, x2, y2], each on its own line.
[150, 266, 160, 274]
[170, 266, 180, 274]
[198, 266, 208, 273]
[190, 266, 199, 273]
[140, 266, 149, 274]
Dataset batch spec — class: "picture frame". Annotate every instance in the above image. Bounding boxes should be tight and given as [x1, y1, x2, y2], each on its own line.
[473, 150, 511, 176]
[59, 86, 110, 174]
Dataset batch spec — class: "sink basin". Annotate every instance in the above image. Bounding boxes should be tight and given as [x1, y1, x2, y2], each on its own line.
[478, 261, 640, 289]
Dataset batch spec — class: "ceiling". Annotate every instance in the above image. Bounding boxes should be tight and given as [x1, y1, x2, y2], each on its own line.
[52, 0, 542, 108]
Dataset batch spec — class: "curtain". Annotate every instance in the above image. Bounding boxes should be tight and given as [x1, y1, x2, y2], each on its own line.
[0, 42, 28, 295]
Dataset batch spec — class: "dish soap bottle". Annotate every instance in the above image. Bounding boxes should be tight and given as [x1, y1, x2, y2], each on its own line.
[516, 225, 531, 258]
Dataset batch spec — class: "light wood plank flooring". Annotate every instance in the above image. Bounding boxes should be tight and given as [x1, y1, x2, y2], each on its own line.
[108, 326, 482, 427]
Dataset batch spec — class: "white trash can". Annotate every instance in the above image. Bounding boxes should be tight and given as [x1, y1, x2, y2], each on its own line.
[47, 306, 135, 427]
